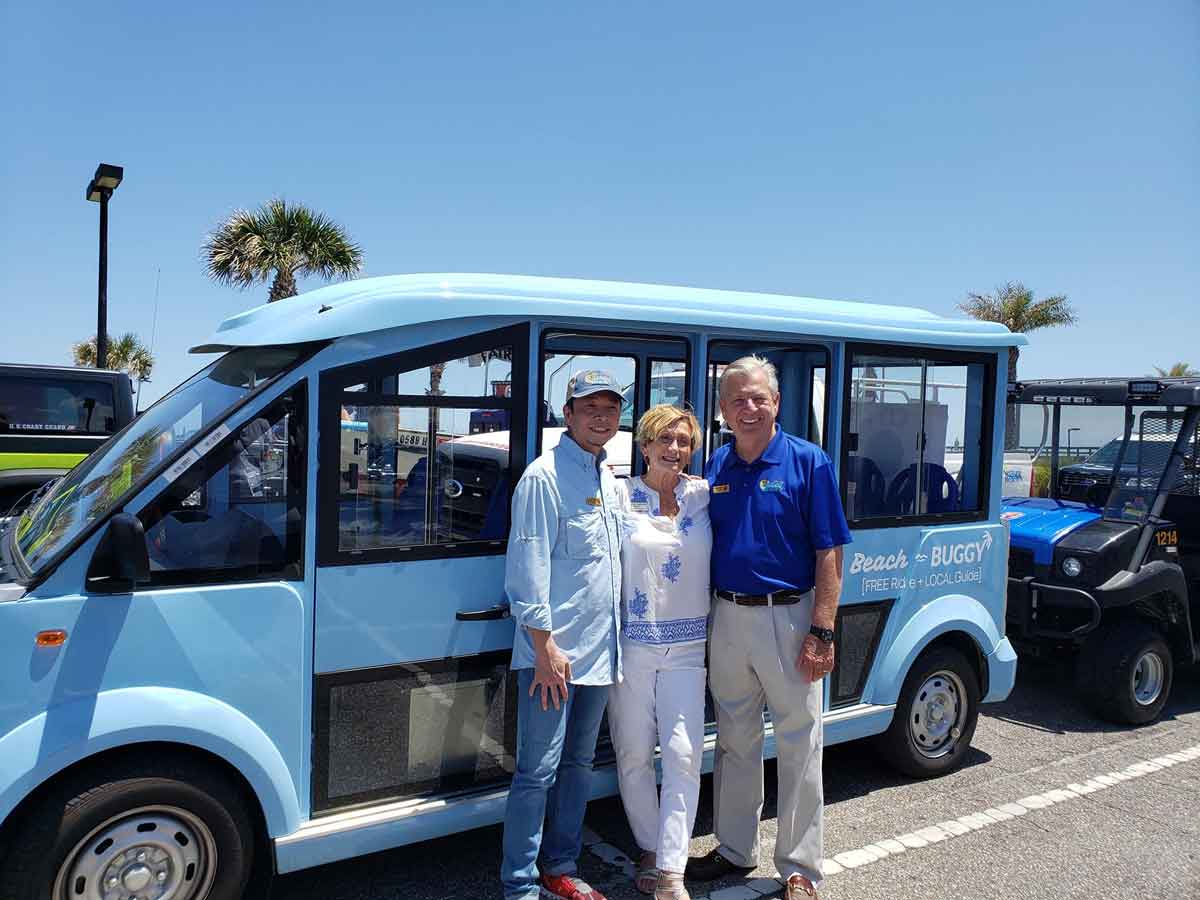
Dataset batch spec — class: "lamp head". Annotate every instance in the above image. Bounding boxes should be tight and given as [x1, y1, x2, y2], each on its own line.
[86, 163, 123, 201]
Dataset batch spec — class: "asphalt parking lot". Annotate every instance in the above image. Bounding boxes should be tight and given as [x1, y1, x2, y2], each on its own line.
[272, 660, 1200, 900]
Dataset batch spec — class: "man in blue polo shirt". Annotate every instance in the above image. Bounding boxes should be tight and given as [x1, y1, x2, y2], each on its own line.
[687, 356, 851, 900]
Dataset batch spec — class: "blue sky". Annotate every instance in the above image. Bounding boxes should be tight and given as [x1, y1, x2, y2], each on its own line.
[2, 1, 1196, 406]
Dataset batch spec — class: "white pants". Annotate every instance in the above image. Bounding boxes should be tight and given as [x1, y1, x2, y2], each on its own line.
[607, 638, 707, 874]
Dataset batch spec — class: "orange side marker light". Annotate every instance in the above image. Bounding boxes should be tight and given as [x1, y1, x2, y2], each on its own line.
[36, 630, 68, 648]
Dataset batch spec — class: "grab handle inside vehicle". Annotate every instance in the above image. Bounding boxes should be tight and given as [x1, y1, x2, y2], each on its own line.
[456, 604, 511, 621]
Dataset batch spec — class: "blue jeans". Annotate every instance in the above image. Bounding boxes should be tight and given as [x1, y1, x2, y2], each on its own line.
[501, 668, 610, 900]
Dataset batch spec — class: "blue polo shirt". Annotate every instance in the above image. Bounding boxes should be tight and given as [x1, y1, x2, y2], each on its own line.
[705, 427, 852, 595]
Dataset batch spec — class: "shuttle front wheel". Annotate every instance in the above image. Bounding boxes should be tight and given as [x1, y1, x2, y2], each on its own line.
[875, 644, 981, 778]
[1, 757, 254, 900]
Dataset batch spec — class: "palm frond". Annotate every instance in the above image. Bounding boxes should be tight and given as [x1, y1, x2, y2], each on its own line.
[202, 207, 272, 289]
[126, 347, 154, 382]
[1154, 362, 1198, 377]
[71, 332, 155, 380]
[72, 337, 97, 367]
[958, 281, 1077, 335]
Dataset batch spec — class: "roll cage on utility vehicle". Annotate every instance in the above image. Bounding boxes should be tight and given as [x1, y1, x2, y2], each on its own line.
[1002, 377, 1200, 724]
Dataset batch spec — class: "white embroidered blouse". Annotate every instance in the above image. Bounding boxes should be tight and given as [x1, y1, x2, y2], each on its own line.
[617, 475, 712, 645]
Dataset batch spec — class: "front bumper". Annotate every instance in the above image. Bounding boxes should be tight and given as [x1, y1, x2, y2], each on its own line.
[1006, 576, 1102, 641]
[982, 636, 1018, 703]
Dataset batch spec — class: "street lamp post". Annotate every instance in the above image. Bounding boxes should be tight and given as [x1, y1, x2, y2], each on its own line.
[85, 163, 123, 370]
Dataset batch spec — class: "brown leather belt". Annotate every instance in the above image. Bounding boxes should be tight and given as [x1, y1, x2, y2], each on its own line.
[715, 588, 810, 606]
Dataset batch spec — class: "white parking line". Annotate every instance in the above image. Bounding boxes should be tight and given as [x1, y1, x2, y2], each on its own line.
[582, 742, 1200, 898]
[817, 742, 1200, 880]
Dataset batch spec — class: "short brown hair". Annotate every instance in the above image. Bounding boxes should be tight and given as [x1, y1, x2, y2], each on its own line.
[636, 404, 702, 453]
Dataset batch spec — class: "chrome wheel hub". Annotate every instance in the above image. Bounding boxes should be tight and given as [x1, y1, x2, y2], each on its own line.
[1132, 650, 1165, 707]
[54, 805, 217, 900]
[909, 669, 966, 759]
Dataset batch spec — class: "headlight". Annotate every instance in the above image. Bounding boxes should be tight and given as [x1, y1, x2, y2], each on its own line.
[1062, 556, 1083, 578]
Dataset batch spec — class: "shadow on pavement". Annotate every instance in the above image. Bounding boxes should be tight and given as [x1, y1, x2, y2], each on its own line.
[272, 663, 1200, 899]
[981, 652, 1200, 736]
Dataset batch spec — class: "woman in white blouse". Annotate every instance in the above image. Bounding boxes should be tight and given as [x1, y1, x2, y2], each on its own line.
[609, 404, 711, 900]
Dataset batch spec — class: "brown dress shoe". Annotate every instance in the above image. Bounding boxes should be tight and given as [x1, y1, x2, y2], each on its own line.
[785, 874, 818, 899]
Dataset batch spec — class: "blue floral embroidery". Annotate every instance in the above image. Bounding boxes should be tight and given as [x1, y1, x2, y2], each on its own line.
[630, 487, 649, 504]
[630, 588, 650, 619]
[661, 554, 682, 583]
[625, 616, 707, 645]
[652, 506, 660, 517]
[678, 515, 694, 536]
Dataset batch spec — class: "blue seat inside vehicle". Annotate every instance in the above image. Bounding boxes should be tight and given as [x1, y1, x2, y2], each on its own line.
[845, 455, 887, 518]
[886, 463, 959, 515]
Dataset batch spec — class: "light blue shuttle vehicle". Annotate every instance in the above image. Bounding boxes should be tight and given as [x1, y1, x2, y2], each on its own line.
[0, 275, 1022, 898]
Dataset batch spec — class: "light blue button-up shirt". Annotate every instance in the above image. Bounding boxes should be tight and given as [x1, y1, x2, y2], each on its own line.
[505, 433, 623, 686]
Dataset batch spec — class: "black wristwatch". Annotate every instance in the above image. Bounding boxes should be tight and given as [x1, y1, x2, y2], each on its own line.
[809, 625, 835, 644]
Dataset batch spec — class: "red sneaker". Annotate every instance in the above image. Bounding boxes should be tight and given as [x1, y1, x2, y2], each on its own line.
[541, 873, 607, 900]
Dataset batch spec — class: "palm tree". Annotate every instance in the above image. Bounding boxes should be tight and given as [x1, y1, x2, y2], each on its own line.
[1154, 363, 1198, 377]
[73, 332, 154, 382]
[959, 281, 1077, 448]
[202, 199, 363, 302]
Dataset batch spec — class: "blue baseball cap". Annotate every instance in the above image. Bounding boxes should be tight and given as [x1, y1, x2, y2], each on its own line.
[565, 369, 622, 401]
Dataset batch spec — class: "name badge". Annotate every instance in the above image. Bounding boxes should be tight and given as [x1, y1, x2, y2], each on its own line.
[586, 496, 602, 507]
[712, 484, 730, 494]
[630, 501, 649, 512]
[759, 479, 785, 492]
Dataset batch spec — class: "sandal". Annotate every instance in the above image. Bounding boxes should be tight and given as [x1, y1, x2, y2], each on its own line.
[655, 871, 691, 900]
[635, 849, 658, 895]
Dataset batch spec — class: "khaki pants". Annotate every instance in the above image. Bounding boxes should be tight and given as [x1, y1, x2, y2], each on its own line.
[707, 592, 824, 887]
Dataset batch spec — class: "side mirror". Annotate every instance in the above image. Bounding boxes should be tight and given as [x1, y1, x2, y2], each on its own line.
[86, 512, 150, 593]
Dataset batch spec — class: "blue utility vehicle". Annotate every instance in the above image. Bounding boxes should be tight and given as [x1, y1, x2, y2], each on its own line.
[1003, 377, 1200, 723]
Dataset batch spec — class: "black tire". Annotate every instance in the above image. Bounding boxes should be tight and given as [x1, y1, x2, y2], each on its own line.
[874, 645, 981, 778]
[0, 756, 254, 900]
[1076, 622, 1174, 725]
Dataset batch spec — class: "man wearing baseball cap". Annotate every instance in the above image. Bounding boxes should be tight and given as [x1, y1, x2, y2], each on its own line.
[501, 370, 625, 900]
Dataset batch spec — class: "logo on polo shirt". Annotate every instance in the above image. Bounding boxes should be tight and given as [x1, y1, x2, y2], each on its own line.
[758, 479, 785, 492]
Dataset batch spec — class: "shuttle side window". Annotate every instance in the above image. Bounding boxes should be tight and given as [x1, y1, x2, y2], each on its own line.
[842, 346, 994, 526]
[318, 325, 530, 565]
[127, 382, 307, 589]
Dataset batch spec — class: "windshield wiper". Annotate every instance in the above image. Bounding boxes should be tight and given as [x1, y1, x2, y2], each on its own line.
[7, 477, 59, 528]
[0, 513, 30, 585]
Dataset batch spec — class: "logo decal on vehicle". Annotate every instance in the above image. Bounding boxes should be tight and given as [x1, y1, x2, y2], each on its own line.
[849, 532, 996, 595]
[929, 532, 992, 568]
[849, 550, 909, 574]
